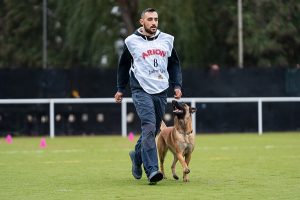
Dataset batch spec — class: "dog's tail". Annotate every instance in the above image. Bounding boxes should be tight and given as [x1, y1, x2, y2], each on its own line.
[160, 120, 167, 131]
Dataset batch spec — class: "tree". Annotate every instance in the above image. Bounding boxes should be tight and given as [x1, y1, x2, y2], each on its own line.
[0, 0, 299, 68]
[0, 0, 43, 68]
[227, 0, 300, 67]
[52, 0, 122, 68]
[137, 0, 236, 68]
[116, 0, 138, 35]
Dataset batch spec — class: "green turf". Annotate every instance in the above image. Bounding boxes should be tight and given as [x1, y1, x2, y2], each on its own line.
[0, 133, 299, 200]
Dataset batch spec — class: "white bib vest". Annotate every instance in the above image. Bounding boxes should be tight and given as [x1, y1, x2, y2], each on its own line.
[125, 30, 174, 94]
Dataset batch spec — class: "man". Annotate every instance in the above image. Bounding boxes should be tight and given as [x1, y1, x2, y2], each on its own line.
[114, 8, 182, 184]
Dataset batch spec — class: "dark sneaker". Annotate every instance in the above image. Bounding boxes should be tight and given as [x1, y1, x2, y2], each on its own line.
[148, 171, 163, 185]
[129, 151, 142, 179]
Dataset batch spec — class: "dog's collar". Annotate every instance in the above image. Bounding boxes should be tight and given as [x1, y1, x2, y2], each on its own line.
[180, 130, 193, 135]
[187, 130, 193, 135]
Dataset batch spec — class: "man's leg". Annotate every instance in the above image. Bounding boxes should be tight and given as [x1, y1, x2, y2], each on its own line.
[153, 92, 167, 136]
[132, 90, 163, 183]
[129, 135, 143, 179]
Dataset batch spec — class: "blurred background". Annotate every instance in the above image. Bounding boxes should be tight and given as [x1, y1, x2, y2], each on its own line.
[0, 0, 300, 136]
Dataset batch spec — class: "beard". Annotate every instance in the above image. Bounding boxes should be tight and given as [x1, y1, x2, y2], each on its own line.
[144, 26, 157, 35]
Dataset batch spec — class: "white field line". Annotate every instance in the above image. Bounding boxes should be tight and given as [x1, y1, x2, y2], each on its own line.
[56, 189, 73, 192]
[43, 160, 81, 164]
[0, 149, 85, 154]
[196, 144, 299, 151]
[0, 148, 133, 155]
[1, 145, 299, 155]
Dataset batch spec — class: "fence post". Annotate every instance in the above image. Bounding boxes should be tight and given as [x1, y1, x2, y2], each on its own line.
[258, 99, 263, 135]
[191, 100, 197, 134]
[121, 100, 127, 137]
[50, 99, 55, 138]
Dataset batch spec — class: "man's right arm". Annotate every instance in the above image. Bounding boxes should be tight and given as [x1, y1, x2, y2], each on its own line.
[117, 45, 132, 94]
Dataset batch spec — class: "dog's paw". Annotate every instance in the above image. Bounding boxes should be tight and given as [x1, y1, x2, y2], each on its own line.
[184, 168, 190, 174]
[173, 174, 179, 180]
[183, 178, 190, 182]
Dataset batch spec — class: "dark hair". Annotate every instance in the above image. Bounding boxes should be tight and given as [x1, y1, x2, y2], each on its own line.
[141, 8, 157, 18]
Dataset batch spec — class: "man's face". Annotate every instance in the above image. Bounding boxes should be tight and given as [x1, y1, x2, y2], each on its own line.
[140, 11, 158, 35]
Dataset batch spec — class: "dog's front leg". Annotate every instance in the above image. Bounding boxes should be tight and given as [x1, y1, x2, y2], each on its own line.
[171, 154, 179, 180]
[183, 171, 189, 182]
[183, 153, 192, 182]
[157, 135, 168, 179]
[176, 152, 190, 175]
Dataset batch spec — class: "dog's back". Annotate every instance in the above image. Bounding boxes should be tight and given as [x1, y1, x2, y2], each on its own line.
[160, 121, 167, 130]
[159, 121, 175, 144]
[158, 122, 177, 153]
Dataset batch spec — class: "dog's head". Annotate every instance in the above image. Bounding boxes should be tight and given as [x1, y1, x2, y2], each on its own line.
[172, 100, 196, 118]
[172, 100, 196, 134]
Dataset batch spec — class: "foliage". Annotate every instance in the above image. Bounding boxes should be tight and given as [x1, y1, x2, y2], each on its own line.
[227, 0, 300, 67]
[52, 0, 122, 68]
[0, 0, 43, 67]
[0, 0, 299, 68]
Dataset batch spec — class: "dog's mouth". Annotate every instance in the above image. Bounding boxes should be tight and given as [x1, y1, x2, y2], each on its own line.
[172, 100, 185, 115]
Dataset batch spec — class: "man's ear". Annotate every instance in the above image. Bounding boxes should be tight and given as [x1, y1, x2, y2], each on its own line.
[139, 18, 144, 26]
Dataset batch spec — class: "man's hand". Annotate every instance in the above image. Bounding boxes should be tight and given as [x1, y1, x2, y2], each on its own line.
[114, 91, 123, 103]
[174, 88, 182, 99]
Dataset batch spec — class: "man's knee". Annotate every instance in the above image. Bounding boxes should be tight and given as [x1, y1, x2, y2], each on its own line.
[141, 123, 156, 150]
[142, 123, 156, 134]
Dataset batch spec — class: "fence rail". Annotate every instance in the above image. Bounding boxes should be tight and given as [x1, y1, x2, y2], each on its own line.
[1, 97, 300, 138]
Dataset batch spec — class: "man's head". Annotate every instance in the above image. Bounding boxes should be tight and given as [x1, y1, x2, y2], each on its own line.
[139, 8, 158, 36]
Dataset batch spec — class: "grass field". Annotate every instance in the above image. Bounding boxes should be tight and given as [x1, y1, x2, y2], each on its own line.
[0, 133, 299, 200]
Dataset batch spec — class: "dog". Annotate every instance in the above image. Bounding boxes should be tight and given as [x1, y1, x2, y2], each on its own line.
[157, 100, 196, 182]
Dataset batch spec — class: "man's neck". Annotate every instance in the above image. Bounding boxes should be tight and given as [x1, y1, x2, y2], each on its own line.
[139, 27, 155, 37]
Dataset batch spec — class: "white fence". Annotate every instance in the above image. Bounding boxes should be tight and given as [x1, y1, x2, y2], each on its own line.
[1, 97, 300, 138]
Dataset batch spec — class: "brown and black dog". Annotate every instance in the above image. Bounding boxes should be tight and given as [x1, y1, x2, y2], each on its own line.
[157, 100, 196, 182]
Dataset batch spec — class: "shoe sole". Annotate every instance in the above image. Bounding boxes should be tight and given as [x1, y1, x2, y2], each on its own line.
[149, 172, 163, 184]
[129, 151, 142, 179]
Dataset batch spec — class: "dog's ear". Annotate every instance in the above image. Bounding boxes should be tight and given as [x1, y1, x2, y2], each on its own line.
[189, 107, 197, 114]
